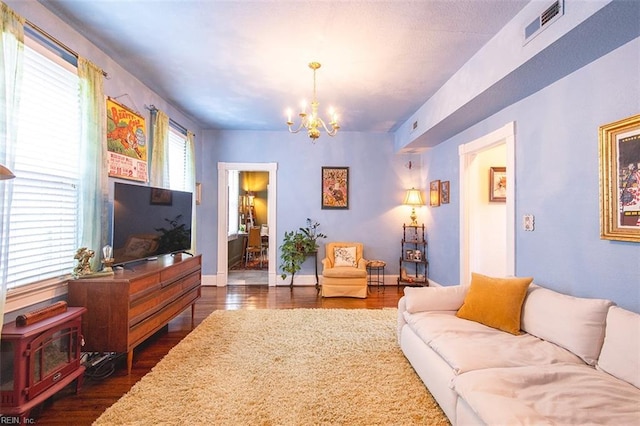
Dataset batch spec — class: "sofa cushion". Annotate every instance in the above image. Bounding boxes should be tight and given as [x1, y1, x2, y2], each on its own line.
[334, 246, 357, 267]
[597, 306, 640, 388]
[404, 285, 468, 313]
[456, 273, 533, 335]
[521, 285, 613, 365]
[404, 311, 582, 375]
[453, 363, 640, 425]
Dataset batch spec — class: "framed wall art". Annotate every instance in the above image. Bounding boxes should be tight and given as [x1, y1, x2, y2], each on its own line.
[599, 113, 640, 242]
[106, 97, 148, 182]
[440, 181, 450, 204]
[321, 167, 349, 209]
[430, 180, 441, 207]
[489, 167, 506, 202]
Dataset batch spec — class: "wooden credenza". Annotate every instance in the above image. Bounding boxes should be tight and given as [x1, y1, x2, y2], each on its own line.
[67, 254, 201, 374]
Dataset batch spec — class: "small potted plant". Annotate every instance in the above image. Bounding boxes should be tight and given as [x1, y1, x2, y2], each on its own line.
[279, 218, 326, 283]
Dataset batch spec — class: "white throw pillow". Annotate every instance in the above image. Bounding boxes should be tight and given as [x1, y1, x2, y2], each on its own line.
[404, 285, 468, 313]
[597, 306, 640, 388]
[334, 246, 357, 267]
[520, 285, 613, 365]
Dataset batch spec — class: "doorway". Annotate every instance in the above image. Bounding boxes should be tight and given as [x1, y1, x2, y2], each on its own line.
[217, 162, 278, 287]
[458, 122, 515, 286]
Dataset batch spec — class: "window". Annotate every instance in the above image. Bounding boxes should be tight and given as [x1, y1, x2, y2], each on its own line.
[167, 126, 188, 191]
[6, 38, 81, 289]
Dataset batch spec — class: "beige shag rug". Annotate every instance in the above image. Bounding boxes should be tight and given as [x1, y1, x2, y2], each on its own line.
[94, 309, 448, 425]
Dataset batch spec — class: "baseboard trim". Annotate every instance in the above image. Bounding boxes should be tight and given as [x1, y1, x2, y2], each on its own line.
[202, 274, 445, 288]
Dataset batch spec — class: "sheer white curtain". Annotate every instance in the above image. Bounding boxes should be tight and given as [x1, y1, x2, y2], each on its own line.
[0, 4, 24, 320]
[150, 108, 169, 188]
[78, 57, 107, 272]
[186, 130, 196, 252]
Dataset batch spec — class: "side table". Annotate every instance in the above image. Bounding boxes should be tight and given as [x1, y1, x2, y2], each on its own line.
[366, 260, 386, 291]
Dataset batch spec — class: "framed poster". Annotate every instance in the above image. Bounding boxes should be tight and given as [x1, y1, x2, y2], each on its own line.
[440, 181, 450, 204]
[489, 167, 506, 202]
[599, 113, 640, 242]
[106, 97, 148, 182]
[430, 180, 440, 207]
[321, 167, 349, 209]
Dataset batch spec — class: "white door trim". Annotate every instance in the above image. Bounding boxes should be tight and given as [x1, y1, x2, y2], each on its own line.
[458, 122, 515, 286]
[217, 162, 278, 287]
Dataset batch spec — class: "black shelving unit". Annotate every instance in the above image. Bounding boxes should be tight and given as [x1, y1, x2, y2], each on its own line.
[398, 224, 428, 286]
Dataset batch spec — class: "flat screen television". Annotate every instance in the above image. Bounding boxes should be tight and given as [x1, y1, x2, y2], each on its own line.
[112, 182, 193, 265]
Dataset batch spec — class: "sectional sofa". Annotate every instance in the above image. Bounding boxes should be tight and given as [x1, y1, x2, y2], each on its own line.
[397, 274, 640, 425]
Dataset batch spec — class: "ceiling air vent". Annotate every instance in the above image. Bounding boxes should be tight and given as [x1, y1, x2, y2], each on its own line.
[524, 0, 564, 45]
[411, 120, 419, 133]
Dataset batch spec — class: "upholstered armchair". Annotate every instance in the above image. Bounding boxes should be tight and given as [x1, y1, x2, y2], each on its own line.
[320, 242, 368, 298]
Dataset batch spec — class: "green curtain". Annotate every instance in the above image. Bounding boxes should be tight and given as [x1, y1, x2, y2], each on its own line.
[78, 57, 107, 272]
[186, 130, 196, 252]
[0, 2, 24, 321]
[150, 108, 169, 188]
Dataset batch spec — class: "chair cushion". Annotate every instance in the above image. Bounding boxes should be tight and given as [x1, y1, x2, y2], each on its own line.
[456, 273, 533, 335]
[334, 246, 357, 266]
[323, 266, 367, 278]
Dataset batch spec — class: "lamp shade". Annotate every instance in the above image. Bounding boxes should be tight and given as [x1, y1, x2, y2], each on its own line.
[0, 164, 15, 180]
[403, 188, 424, 206]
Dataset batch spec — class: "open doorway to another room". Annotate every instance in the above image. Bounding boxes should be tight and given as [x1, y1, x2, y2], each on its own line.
[228, 171, 270, 285]
[217, 162, 278, 287]
[458, 122, 515, 286]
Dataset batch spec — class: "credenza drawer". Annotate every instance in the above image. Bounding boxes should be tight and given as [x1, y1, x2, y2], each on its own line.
[160, 255, 201, 282]
[129, 271, 200, 327]
[128, 287, 200, 348]
[129, 273, 161, 297]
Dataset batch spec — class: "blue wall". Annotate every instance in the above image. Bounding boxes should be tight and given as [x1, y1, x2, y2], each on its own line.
[421, 38, 640, 312]
[199, 130, 419, 280]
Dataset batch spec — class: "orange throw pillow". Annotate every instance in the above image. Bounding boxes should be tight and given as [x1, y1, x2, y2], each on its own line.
[456, 273, 533, 335]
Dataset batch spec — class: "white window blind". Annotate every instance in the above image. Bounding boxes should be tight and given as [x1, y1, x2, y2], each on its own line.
[6, 40, 80, 289]
[167, 127, 187, 191]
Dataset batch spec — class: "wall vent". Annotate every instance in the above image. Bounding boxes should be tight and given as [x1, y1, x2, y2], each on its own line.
[524, 0, 563, 45]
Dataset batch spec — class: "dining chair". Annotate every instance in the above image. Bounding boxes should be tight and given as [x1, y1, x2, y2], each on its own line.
[245, 226, 263, 268]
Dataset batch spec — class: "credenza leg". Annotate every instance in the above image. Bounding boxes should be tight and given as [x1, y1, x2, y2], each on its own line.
[127, 350, 133, 375]
[191, 303, 196, 328]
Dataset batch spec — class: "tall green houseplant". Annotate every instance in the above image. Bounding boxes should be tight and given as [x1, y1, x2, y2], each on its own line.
[279, 219, 326, 283]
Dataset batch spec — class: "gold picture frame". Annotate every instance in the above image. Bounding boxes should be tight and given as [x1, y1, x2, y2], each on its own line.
[489, 167, 506, 202]
[430, 180, 440, 207]
[440, 181, 450, 204]
[599, 113, 640, 242]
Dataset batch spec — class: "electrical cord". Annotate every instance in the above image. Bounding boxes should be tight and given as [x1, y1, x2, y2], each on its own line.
[82, 352, 125, 380]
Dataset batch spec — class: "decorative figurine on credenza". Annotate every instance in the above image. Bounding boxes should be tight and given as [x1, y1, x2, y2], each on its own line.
[72, 247, 95, 278]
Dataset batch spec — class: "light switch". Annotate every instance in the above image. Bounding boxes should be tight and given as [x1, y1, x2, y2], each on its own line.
[523, 214, 535, 231]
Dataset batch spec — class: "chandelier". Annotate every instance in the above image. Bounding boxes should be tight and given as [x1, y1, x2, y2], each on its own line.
[286, 62, 340, 141]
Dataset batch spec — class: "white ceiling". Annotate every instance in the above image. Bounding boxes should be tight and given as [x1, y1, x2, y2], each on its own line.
[40, 0, 530, 133]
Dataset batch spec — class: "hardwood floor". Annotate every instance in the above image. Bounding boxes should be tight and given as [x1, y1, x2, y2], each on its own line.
[29, 285, 405, 425]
